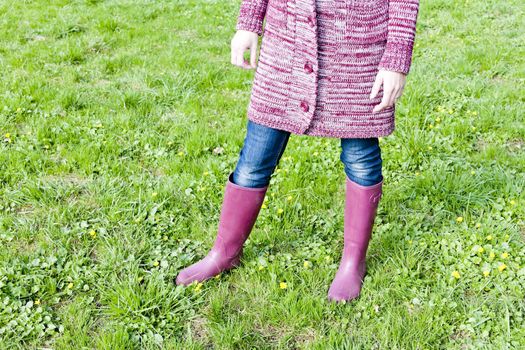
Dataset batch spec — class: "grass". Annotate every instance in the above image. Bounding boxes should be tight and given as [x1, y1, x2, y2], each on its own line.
[0, 0, 524, 348]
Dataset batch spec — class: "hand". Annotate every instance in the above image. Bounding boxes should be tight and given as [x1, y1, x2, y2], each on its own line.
[370, 69, 407, 113]
[231, 30, 259, 70]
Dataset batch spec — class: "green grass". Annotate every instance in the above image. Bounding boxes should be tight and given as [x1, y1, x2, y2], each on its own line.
[0, 0, 524, 348]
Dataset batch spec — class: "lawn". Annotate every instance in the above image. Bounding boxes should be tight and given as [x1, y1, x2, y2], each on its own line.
[0, 0, 524, 348]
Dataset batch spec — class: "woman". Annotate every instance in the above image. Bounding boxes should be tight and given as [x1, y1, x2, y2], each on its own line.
[176, 0, 420, 303]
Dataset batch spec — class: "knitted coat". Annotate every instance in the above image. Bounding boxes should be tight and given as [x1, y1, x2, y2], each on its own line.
[236, 0, 420, 138]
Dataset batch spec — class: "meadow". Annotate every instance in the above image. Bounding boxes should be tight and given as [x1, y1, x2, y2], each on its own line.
[0, 0, 524, 348]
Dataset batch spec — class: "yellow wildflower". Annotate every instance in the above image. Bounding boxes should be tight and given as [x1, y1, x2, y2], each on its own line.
[34, 299, 41, 305]
[67, 283, 74, 289]
[277, 208, 284, 214]
[456, 216, 463, 223]
[501, 252, 509, 259]
[258, 265, 265, 270]
[287, 195, 293, 201]
[451, 271, 460, 279]
[510, 200, 516, 205]
[261, 204, 267, 209]
[489, 252, 495, 259]
[303, 261, 311, 269]
[88, 230, 97, 238]
[475, 223, 481, 229]
[194, 283, 203, 292]
[279, 282, 287, 289]
[436, 117, 441, 122]
[477, 247, 484, 253]
[483, 270, 490, 277]
[153, 261, 159, 267]
[498, 263, 507, 272]
[177, 151, 184, 156]
[486, 235, 492, 241]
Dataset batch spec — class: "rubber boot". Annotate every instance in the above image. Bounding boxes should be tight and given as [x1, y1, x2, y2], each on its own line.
[327, 175, 383, 302]
[176, 172, 268, 286]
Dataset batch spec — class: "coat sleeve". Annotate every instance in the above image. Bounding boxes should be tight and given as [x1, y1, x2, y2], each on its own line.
[235, 0, 270, 36]
[378, 0, 420, 75]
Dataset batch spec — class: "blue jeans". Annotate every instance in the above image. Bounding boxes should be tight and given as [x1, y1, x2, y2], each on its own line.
[232, 120, 383, 188]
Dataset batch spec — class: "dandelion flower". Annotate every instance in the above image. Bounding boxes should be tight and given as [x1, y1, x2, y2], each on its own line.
[34, 299, 41, 305]
[451, 271, 460, 279]
[279, 282, 288, 289]
[498, 263, 507, 272]
[477, 247, 484, 253]
[88, 230, 97, 238]
[194, 283, 203, 292]
[303, 261, 311, 269]
[483, 270, 490, 277]
[153, 261, 159, 267]
[456, 216, 463, 223]
[67, 283, 74, 289]
[261, 204, 267, 209]
[501, 252, 509, 259]
[486, 235, 492, 241]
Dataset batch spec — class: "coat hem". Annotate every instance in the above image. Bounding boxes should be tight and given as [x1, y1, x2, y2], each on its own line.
[247, 113, 396, 139]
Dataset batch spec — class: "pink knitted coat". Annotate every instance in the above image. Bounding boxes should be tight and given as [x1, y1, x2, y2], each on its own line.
[236, 0, 420, 138]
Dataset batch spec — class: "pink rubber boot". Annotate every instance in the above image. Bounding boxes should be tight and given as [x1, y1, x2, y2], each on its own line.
[176, 172, 267, 286]
[327, 176, 383, 302]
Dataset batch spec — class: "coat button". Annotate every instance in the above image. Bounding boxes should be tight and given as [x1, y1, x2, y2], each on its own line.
[300, 100, 309, 112]
[307, 15, 316, 28]
[304, 61, 313, 74]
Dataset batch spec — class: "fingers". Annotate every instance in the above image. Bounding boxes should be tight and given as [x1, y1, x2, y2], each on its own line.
[369, 73, 382, 99]
[250, 42, 258, 68]
[372, 76, 405, 113]
[231, 33, 258, 70]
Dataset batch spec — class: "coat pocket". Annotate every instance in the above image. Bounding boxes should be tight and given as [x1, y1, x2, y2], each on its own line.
[346, 0, 389, 44]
